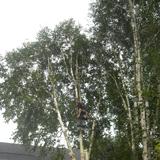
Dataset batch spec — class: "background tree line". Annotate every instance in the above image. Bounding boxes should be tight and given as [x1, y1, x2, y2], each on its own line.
[0, 0, 160, 160]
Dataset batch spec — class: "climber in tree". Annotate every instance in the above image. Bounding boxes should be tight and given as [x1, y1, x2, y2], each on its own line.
[75, 98, 87, 135]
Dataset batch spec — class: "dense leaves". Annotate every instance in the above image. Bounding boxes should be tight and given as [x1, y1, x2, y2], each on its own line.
[89, 0, 160, 159]
[0, 0, 160, 159]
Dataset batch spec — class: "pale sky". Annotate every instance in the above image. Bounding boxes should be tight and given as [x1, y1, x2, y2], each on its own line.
[0, 0, 93, 144]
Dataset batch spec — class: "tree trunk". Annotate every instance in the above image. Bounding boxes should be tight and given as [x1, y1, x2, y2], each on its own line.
[47, 58, 76, 159]
[133, 97, 139, 160]
[128, 0, 148, 159]
[79, 131, 84, 160]
[63, 43, 99, 160]
[133, 70, 139, 160]
[53, 90, 76, 160]
[88, 88, 101, 159]
[84, 149, 89, 160]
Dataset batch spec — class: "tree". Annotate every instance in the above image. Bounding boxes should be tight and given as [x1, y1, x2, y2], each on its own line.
[0, 19, 110, 160]
[0, 27, 77, 159]
[89, 0, 160, 159]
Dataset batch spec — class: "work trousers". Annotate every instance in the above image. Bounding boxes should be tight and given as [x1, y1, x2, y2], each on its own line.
[77, 118, 85, 135]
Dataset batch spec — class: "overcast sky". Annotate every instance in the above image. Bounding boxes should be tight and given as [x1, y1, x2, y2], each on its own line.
[0, 0, 93, 144]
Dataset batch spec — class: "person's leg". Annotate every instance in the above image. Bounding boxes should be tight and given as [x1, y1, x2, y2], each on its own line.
[77, 119, 81, 135]
[81, 119, 85, 134]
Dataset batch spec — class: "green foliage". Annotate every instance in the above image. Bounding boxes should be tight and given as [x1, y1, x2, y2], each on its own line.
[0, 0, 159, 159]
[0, 18, 110, 159]
[0, 18, 93, 159]
[154, 139, 160, 158]
[89, 0, 160, 159]
[90, 135, 133, 160]
[47, 145, 66, 160]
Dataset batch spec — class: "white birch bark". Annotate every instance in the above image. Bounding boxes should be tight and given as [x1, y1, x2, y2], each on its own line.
[88, 88, 101, 159]
[142, 66, 152, 159]
[133, 97, 139, 159]
[132, 69, 139, 157]
[47, 58, 76, 159]
[79, 132, 84, 160]
[61, 35, 100, 160]
[53, 95, 76, 160]
[68, 48, 84, 160]
[84, 149, 89, 160]
[128, 0, 148, 159]
[60, 37, 86, 159]
[48, 78, 76, 159]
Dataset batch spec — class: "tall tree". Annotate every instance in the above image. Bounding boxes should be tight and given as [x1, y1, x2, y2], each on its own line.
[0, 19, 109, 160]
[89, 0, 160, 159]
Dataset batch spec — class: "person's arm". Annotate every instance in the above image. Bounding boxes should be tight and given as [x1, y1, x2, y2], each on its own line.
[77, 108, 81, 118]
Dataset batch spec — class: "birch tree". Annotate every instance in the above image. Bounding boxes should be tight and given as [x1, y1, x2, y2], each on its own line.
[53, 19, 105, 160]
[0, 19, 106, 160]
[0, 27, 77, 159]
[90, 0, 160, 159]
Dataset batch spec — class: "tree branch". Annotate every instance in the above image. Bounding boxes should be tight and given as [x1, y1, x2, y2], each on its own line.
[88, 87, 101, 159]
[143, 29, 160, 53]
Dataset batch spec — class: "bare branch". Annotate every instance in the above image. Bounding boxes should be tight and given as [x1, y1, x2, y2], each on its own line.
[143, 29, 160, 53]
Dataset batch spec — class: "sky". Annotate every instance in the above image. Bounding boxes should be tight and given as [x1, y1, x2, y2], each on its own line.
[0, 0, 94, 144]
